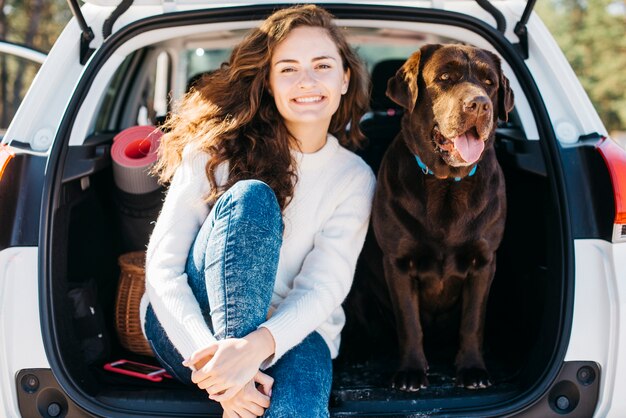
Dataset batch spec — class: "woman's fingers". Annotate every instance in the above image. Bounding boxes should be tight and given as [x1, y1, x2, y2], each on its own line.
[242, 404, 264, 417]
[249, 388, 270, 409]
[183, 344, 218, 369]
[191, 366, 216, 386]
[205, 381, 229, 396]
[221, 380, 270, 417]
[184, 344, 218, 371]
[244, 378, 270, 411]
[237, 410, 255, 418]
[254, 371, 274, 397]
[210, 386, 239, 402]
[188, 337, 267, 397]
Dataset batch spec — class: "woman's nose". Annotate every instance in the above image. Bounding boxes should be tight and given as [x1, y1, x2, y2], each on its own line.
[298, 68, 317, 88]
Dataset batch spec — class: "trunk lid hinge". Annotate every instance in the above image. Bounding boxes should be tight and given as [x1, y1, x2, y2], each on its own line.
[513, 0, 538, 60]
[66, 0, 137, 64]
[66, 0, 95, 65]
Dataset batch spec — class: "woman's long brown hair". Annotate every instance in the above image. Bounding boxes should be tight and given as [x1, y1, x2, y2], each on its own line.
[152, 4, 370, 210]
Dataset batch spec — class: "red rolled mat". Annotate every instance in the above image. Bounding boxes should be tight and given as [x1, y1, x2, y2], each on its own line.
[111, 126, 162, 194]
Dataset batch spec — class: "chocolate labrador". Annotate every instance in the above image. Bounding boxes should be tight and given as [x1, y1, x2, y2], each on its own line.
[372, 44, 514, 391]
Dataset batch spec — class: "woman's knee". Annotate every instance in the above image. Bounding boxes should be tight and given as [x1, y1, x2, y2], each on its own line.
[215, 180, 282, 235]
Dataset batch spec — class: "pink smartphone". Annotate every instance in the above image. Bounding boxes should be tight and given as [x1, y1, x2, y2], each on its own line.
[104, 359, 169, 382]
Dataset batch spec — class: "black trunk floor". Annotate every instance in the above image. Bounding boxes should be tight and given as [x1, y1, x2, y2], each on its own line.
[91, 356, 521, 416]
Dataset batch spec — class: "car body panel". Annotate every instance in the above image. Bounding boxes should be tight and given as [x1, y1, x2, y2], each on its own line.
[609, 240, 626, 416]
[565, 240, 626, 417]
[0, 247, 47, 417]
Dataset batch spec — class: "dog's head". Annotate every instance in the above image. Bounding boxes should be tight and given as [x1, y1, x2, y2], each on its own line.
[387, 44, 514, 179]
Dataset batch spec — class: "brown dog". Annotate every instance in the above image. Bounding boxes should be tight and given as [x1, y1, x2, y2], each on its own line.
[372, 44, 514, 391]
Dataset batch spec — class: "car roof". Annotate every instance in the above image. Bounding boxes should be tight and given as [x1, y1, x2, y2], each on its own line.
[75, 0, 533, 43]
[81, 0, 463, 7]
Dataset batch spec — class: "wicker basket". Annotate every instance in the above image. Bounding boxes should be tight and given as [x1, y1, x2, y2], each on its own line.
[115, 251, 154, 357]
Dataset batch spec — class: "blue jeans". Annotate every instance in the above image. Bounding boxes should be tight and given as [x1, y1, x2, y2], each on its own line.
[145, 180, 332, 417]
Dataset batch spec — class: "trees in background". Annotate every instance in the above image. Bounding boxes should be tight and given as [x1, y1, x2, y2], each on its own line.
[0, 0, 70, 129]
[537, 0, 626, 133]
[1, 0, 70, 50]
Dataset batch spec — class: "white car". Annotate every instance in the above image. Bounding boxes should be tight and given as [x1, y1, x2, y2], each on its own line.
[1, 0, 625, 417]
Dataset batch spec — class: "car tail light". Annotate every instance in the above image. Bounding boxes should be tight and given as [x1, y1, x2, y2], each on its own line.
[0, 143, 15, 184]
[596, 136, 626, 242]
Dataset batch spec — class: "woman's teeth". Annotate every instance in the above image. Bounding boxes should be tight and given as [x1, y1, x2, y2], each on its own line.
[294, 96, 323, 103]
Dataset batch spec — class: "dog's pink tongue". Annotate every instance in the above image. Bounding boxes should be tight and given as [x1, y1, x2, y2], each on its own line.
[454, 131, 484, 164]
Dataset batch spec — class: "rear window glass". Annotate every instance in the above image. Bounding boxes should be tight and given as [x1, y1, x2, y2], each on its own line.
[0, 53, 41, 137]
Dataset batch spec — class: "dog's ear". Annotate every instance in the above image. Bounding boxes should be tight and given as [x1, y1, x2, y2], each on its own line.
[497, 68, 515, 122]
[386, 50, 421, 113]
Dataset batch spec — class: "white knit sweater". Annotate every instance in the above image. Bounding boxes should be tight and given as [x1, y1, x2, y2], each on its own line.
[140, 134, 376, 366]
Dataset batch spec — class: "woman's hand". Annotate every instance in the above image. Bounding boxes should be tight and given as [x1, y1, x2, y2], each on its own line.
[184, 327, 275, 402]
[221, 371, 273, 418]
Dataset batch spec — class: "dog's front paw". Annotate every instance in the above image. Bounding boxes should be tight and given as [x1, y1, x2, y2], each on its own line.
[391, 369, 429, 392]
[456, 367, 491, 389]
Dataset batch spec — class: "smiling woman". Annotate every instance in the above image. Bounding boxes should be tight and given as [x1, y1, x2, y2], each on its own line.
[143, 4, 375, 418]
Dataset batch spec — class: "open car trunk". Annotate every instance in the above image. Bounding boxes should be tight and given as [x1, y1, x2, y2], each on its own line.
[47, 118, 565, 418]
[41, 4, 574, 417]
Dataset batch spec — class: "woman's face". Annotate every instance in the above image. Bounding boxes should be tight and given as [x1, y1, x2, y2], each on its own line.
[269, 26, 350, 135]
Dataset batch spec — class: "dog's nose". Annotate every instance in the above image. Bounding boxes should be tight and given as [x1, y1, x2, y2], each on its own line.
[463, 96, 491, 113]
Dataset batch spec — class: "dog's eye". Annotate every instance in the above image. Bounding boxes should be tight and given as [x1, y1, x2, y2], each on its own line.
[439, 73, 450, 81]
[485, 79, 494, 86]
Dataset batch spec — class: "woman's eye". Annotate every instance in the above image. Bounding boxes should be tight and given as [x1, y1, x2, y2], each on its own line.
[280, 67, 296, 73]
[439, 73, 450, 81]
[317, 63, 332, 70]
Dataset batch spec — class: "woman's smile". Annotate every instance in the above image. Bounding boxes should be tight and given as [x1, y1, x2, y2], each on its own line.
[292, 95, 326, 104]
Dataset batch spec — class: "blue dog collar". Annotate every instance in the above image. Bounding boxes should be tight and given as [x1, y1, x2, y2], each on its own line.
[414, 154, 477, 181]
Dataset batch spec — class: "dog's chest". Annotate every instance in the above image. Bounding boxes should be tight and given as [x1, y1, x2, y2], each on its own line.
[412, 178, 485, 235]
[418, 272, 464, 311]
